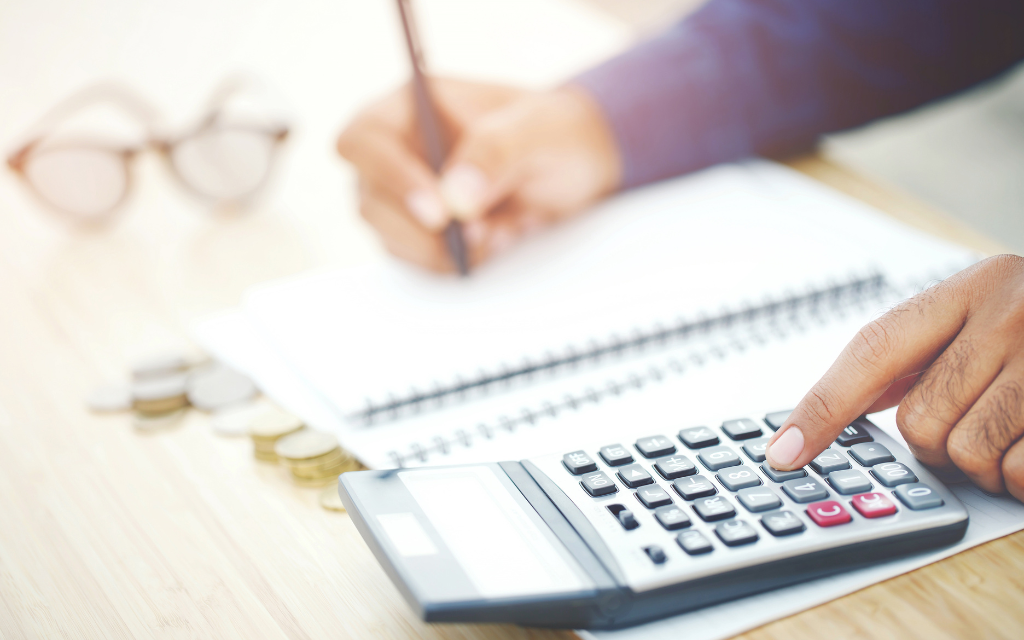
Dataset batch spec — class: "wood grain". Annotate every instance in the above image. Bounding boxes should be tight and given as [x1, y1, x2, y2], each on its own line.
[0, 154, 1019, 640]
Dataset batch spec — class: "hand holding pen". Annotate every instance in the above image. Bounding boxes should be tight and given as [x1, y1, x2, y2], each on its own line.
[336, 27, 621, 273]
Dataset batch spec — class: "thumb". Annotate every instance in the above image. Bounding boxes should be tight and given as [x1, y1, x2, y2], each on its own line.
[439, 115, 531, 221]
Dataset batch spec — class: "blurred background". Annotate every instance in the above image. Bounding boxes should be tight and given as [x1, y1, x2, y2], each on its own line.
[2, 0, 1020, 280]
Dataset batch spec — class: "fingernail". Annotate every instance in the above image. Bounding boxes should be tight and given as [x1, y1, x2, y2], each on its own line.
[406, 189, 446, 230]
[441, 164, 489, 220]
[767, 426, 804, 468]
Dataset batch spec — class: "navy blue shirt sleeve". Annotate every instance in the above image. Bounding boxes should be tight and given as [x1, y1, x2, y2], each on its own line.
[573, 0, 1024, 189]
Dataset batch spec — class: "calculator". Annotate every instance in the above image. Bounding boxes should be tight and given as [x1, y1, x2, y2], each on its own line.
[338, 412, 968, 629]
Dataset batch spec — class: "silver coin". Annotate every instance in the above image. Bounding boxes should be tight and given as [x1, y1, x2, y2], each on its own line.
[210, 400, 268, 437]
[274, 430, 340, 461]
[86, 383, 132, 412]
[130, 351, 191, 381]
[187, 366, 257, 411]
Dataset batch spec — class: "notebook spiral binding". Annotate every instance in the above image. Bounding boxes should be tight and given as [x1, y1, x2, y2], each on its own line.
[383, 273, 892, 468]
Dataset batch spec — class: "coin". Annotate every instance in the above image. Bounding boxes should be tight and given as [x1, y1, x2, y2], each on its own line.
[132, 374, 189, 415]
[282, 449, 346, 471]
[274, 430, 339, 461]
[319, 486, 346, 512]
[133, 408, 186, 431]
[187, 366, 257, 411]
[130, 351, 190, 381]
[86, 383, 132, 412]
[250, 407, 303, 439]
[210, 400, 267, 437]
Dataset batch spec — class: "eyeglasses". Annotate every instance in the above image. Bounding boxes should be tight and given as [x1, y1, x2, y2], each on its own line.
[6, 79, 289, 223]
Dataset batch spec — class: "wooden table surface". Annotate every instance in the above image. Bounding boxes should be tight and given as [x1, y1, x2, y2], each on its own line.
[0, 154, 1020, 640]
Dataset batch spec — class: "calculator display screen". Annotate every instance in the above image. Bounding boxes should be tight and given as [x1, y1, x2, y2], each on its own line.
[399, 466, 587, 599]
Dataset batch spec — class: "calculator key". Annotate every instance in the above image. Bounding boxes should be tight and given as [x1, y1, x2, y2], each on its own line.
[717, 465, 762, 491]
[654, 505, 692, 530]
[581, 471, 617, 496]
[809, 449, 851, 475]
[737, 487, 782, 512]
[636, 484, 674, 509]
[742, 436, 771, 463]
[654, 455, 696, 480]
[763, 410, 792, 431]
[599, 444, 634, 467]
[761, 510, 806, 536]
[715, 519, 759, 546]
[851, 492, 897, 518]
[782, 478, 829, 503]
[826, 469, 873, 495]
[698, 446, 741, 471]
[761, 463, 807, 483]
[871, 462, 918, 487]
[678, 426, 719, 449]
[722, 418, 763, 441]
[894, 483, 944, 510]
[849, 442, 895, 467]
[677, 530, 714, 555]
[673, 475, 717, 500]
[644, 545, 667, 564]
[693, 495, 736, 521]
[617, 463, 655, 488]
[635, 435, 677, 459]
[616, 508, 640, 530]
[835, 422, 873, 446]
[563, 450, 598, 475]
[806, 500, 852, 527]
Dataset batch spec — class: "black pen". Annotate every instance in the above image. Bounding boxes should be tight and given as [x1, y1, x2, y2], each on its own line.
[395, 0, 470, 276]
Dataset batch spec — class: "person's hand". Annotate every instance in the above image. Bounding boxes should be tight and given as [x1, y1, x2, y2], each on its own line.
[336, 78, 621, 272]
[766, 255, 1024, 501]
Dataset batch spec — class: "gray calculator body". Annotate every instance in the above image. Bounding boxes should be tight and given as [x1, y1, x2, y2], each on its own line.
[338, 416, 968, 629]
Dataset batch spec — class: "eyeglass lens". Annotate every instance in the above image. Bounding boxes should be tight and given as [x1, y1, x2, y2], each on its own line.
[23, 146, 128, 219]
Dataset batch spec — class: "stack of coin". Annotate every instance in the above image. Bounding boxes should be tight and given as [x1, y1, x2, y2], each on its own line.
[274, 429, 359, 486]
[250, 407, 304, 462]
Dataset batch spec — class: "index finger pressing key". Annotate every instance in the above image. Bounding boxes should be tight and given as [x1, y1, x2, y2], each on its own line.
[766, 276, 972, 471]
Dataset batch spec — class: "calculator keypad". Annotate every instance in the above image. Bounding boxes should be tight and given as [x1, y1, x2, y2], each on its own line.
[782, 478, 830, 503]
[742, 437, 771, 463]
[871, 462, 918, 487]
[673, 475, 717, 500]
[850, 442, 895, 467]
[600, 444, 634, 467]
[541, 411, 965, 594]
[693, 495, 736, 521]
[581, 470, 617, 496]
[636, 436, 676, 459]
[698, 446, 741, 471]
[737, 487, 782, 512]
[678, 427, 719, 449]
[806, 501, 852, 527]
[636, 484, 674, 509]
[721, 419, 763, 441]
[809, 449, 851, 475]
[717, 466, 762, 491]
[617, 464, 654, 488]
[654, 455, 696, 480]
[715, 519, 759, 546]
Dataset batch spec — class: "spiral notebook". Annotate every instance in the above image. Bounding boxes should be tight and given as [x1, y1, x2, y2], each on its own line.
[194, 160, 979, 470]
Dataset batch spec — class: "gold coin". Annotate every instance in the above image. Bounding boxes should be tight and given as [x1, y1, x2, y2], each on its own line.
[289, 461, 346, 479]
[249, 407, 303, 439]
[254, 449, 279, 463]
[274, 430, 340, 461]
[133, 408, 186, 432]
[319, 486, 346, 512]
[187, 365, 258, 411]
[132, 375, 189, 415]
[86, 383, 132, 412]
[282, 449, 345, 470]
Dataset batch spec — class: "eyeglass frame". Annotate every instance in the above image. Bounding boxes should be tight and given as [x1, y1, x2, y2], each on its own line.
[6, 80, 290, 223]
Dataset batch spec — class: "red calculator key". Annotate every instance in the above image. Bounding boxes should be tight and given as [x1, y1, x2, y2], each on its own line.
[806, 500, 852, 527]
[851, 492, 897, 518]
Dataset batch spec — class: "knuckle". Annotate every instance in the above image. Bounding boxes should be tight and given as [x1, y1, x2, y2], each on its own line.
[1003, 450, 1024, 492]
[801, 380, 843, 427]
[848, 316, 901, 379]
[895, 397, 946, 453]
